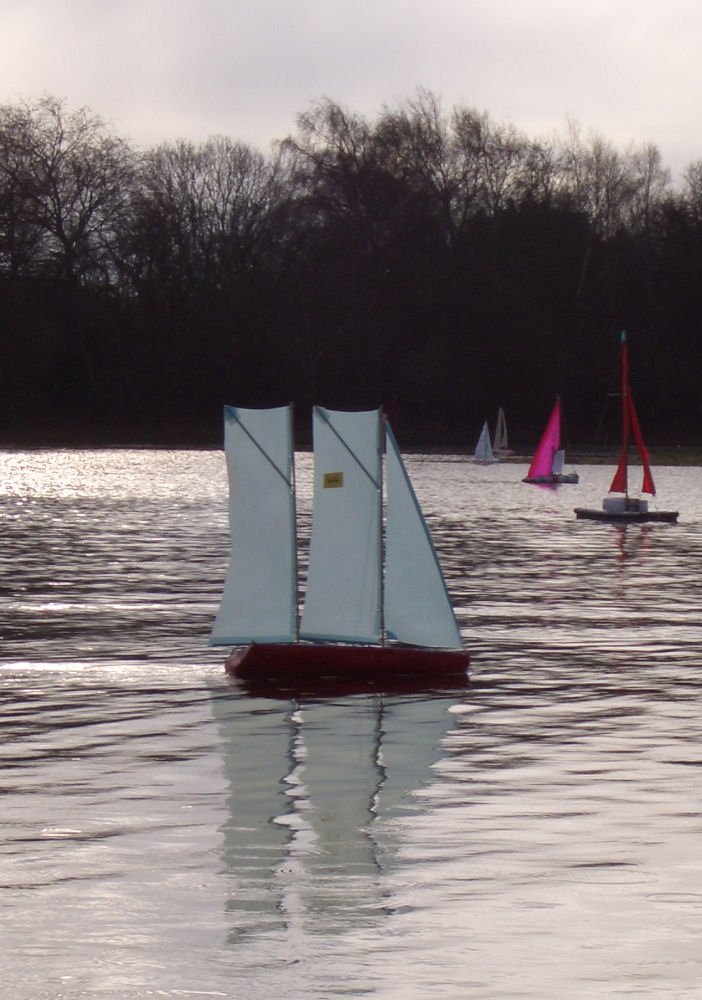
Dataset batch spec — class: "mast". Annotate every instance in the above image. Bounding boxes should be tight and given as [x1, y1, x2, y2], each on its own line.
[552, 396, 561, 474]
[495, 407, 508, 452]
[379, 410, 386, 646]
[609, 331, 630, 496]
[291, 403, 300, 642]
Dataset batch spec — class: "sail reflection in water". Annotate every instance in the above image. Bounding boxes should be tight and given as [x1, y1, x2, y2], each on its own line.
[210, 688, 461, 938]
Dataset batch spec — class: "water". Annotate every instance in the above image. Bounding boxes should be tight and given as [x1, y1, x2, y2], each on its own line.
[2, 449, 702, 999]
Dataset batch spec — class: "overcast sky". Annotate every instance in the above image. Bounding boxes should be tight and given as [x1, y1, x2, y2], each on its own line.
[1, 0, 700, 182]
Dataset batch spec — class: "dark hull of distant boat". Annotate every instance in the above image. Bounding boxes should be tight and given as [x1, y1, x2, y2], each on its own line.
[523, 473, 580, 485]
[574, 507, 679, 523]
[224, 640, 469, 688]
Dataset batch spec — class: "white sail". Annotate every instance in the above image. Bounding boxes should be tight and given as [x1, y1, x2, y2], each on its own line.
[494, 407, 508, 451]
[300, 407, 382, 643]
[474, 420, 494, 462]
[210, 405, 296, 645]
[552, 449, 565, 475]
[384, 424, 463, 650]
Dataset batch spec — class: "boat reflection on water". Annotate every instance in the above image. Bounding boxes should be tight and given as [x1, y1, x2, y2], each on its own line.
[209, 678, 466, 940]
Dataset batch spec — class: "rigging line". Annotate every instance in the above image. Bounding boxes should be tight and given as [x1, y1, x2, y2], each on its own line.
[226, 407, 293, 488]
[315, 406, 381, 489]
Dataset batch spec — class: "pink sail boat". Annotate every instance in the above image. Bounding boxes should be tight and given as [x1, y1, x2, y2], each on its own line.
[574, 332, 678, 522]
[522, 398, 579, 485]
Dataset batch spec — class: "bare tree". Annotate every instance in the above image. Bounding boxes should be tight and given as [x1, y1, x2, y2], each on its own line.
[282, 98, 394, 256]
[681, 160, 702, 225]
[374, 90, 462, 241]
[558, 121, 645, 237]
[0, 103, 45, 275]
[624, 142, 670, 232]
[0, 96, 134, 284]
[124, 135, 279, 294]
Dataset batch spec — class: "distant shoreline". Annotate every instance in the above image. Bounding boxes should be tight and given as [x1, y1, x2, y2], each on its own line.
[1, 438, 700, 465]
[398, 445, 702, 465]
[487, 448, 702, 467]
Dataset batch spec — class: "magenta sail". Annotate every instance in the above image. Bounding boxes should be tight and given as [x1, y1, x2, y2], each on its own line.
[526, 400, 560, 479]
[522, 399, 579, 486]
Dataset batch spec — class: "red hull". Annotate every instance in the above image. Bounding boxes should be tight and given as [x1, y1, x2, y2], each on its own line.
[224, 641, 469, 686]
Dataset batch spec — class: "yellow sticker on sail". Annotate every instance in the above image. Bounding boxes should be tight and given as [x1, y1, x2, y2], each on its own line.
[323, 472, 344, 488]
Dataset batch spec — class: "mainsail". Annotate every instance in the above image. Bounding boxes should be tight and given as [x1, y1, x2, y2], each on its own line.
[474, 421, 494, 462]
[210, 405, 296, 645]
[384, 425, 463, 650]
[526, 399, 561, 479]
[494, 408, 508, 452]
[609, 332, 656, 497]
[299, 407, 382, 643]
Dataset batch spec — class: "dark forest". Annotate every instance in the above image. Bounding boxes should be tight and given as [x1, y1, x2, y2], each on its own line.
[2, 92, 702, 451]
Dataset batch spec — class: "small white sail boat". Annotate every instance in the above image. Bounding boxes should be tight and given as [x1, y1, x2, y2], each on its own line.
[493, 407, 512, 455]
[210, 405, 469, 683]
[575, 332, 678, 523]
[473, 420, 495, 463]
[522, 398, 579, 485]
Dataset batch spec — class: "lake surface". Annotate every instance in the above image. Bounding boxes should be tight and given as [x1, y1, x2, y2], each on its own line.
[2, 449, 702, 999]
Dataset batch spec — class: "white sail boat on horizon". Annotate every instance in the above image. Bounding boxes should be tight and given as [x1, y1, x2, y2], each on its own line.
[493, 407, 512, 455]
[473, 420, 495, 463]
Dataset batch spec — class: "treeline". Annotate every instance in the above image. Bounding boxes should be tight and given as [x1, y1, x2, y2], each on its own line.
[2, 91, 702, 448]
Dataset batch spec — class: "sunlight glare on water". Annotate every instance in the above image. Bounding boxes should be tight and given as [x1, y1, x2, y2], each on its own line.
[2, 449, 702, 998]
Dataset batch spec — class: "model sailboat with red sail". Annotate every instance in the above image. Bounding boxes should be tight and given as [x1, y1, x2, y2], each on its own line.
[522, 398, 579, 485]
[210, 405, 469, 682]
[574, 332, 678, 523]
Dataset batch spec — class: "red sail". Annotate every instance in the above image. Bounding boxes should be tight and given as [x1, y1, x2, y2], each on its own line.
[608, 331, 655, 496]
[628, 389, 656, 495]
[609, 437, 629, 494]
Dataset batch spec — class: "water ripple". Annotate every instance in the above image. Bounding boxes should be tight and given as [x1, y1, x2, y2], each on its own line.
[2, 450, 702, 998]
